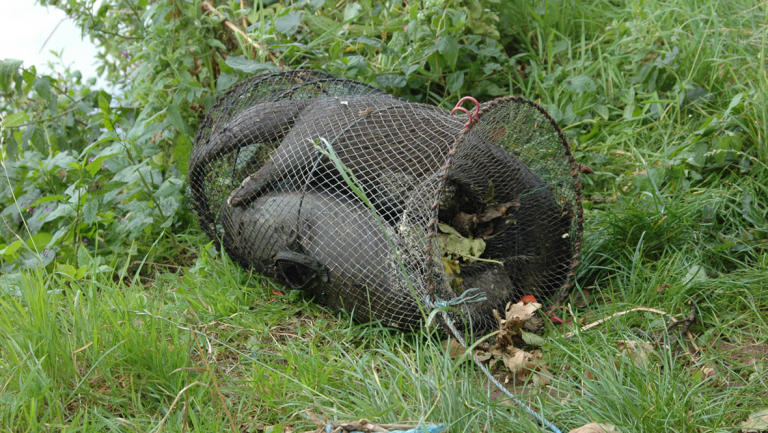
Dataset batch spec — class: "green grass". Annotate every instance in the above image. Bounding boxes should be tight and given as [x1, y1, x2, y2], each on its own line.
[2, 0, 767, 431]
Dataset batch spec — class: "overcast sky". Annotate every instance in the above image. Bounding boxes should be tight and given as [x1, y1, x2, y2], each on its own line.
[0, 0, 102, 82]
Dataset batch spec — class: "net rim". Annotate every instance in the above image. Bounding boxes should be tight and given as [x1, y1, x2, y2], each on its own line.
[424, 95, 584, 305]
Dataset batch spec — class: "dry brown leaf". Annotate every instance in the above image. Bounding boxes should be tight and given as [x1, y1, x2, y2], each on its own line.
[569, 423, 620, 433]
[444, 338, 466, 359]
[505, 300, 542, 322]
[495, 300, 542, 347]
[700, 366, 716, 378]
[523, 315, 544, 332]
[475, 350, 492, 362]
[532, 365, 552, 386]
[573, 288, 592, 308]
[477, 200, 519, 223]
[461, 300, 551, 385]
[616, 340, 655, 368]
[741, 408, 768, 432]
[302, 409, 325, 427]
[501, 347, 535, 379]
[261, 425, 294, 433]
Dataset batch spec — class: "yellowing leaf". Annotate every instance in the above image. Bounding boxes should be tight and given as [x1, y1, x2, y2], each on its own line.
[501, 347, 535, 379]
[521, 330, 546, 347]
[441, 256, 461, 276]
[444, 338, 466, 359]
[616, 340, 655, 368]
[569, 423, 620, 433]
[741, 408, 768, 432]
[437, 222, 486, 263]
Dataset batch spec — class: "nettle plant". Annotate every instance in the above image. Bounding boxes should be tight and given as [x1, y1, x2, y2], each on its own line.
[0, 1, 227, 275]
[0, 61, 186, 275]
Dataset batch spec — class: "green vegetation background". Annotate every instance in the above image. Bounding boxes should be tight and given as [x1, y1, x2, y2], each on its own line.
[0, 0, 766, 431]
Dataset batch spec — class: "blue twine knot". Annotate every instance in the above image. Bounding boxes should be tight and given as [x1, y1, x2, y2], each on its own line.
[425, 287, 487, 327]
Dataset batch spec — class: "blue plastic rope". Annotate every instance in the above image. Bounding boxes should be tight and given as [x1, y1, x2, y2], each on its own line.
[425, 287, 488, 308]
[424, 288, 488, 327]
[437, 307, 563, 433]
[322, 288, 562, 433]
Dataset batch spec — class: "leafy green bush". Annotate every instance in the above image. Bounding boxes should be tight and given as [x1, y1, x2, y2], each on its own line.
[0, 61, 189, 273]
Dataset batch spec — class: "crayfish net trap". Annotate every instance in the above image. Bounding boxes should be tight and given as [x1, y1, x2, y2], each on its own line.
[189, 70, 583, 335]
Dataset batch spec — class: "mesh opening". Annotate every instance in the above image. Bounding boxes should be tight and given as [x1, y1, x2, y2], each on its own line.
[189, 70, 583, 335]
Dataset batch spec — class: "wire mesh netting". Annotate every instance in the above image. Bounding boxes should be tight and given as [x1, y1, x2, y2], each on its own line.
[189, 70, 582, 335]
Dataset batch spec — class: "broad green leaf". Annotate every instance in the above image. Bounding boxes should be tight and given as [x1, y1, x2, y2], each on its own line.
[56, 263, 78, 279]
[31, 195, 67, 207]
[82, 199, 99, 225]
[343, 2, 363, 21]
[375, 74, 406, 88]
[437, 223, 462, 237]
[483, 62, 502, 74]
[0, 58, 22, 92]
[96, 2, 110, 17]
[304, 14, 341, 35]
[437, 223, 486, 263]
[437, 35, 459, 68]
[27, 231, 53, 250]
[42, 203, 75, 224]
[1, 111, 28, 128]
[75, 266, 88, 279]
[726, 92, 743, 112]
[521, 331, 546, 347]
[155, 177, 183, 199]
[33, 76, 52, 102]
[446, 71, 464, 93]
[49, 226, 72, 249]
[98, 92, 113, 129]
[274, 10, 303, 35]
[224, 55, 281, 74]
[594, 104, 609, 120]
[19, 249, 55, 269]
[564, 75, 596, 94]
[22, 66, 36, 85]
[119, 213, 153, 238]
[166, 104, 188, 135]
[207, 38, 227, 50]
[79, 131, 118, 158]
[173, 134, 192, 174]
[43, 152, 77, 171]
[98, 91, 111, 114]
[216, 72, 239, 92]
[0, 240, 23, 258]
[86, 155, 110, 176]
